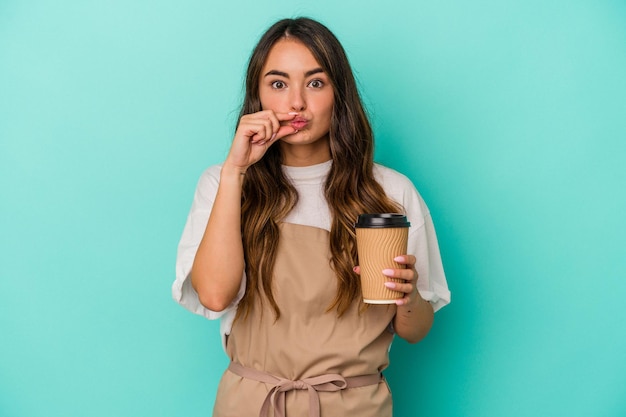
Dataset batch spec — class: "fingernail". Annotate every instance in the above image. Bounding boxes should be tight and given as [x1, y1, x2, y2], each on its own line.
[395, 299, 405, 306]
[382, 269, 394, 276]
[288, 112, 299, 115]
[384, 282, 396, 289]
[270, 133, 276, 141]
[394, 256, 405, 262]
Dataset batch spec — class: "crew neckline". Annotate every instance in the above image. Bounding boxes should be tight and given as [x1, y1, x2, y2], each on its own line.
[282, 159, 332, 181]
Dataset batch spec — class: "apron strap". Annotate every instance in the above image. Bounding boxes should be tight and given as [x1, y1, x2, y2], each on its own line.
[228, 361, 383, 417]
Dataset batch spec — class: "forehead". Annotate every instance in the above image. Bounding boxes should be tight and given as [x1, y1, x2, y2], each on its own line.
[262, 38, 323, 73]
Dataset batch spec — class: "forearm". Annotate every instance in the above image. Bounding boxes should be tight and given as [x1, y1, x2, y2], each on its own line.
[393, 293, 434, 344]
[191, 165, 246, 311]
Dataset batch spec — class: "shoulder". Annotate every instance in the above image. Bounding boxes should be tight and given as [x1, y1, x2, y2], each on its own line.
[199, 164, 223, 183]
[197, 164, 223, 189]
[191, 164, 223, 204]
[373, 163, 430, 228]
[373, 163, 416, 192]
[373, 163, 422, 205]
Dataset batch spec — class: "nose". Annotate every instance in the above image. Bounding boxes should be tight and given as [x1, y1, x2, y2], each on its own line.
[289, 86, 306, 112]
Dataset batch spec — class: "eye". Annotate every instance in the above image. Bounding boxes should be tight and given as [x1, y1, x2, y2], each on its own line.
[271, 80, 286, 89]
[308, 79, 324, 88]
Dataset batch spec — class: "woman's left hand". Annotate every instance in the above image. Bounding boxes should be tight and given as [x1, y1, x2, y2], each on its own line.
[382, 255, 419, 306]
[353, 255, 420, 306]
[354, 254, 433, 343]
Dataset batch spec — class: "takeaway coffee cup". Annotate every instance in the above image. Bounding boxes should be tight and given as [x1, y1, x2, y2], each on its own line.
[355, 214, 411, 304]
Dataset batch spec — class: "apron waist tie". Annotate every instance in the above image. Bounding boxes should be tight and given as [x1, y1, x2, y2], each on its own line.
[228, 361, 383, 417]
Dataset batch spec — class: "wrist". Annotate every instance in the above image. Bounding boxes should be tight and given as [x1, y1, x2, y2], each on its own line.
[400, 291, 429, 310]
[221, 163, 247, 178]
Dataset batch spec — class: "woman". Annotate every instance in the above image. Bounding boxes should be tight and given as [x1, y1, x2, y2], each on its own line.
[173, 17, 450, 417]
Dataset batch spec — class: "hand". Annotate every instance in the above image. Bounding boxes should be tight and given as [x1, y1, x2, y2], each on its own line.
[380, 255, 433, 343]
[352, 255, 420, 306]
[224, 110, 299, 172]
[381, 255, 419, 306]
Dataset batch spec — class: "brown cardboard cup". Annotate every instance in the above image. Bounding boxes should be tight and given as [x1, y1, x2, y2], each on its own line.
[355, 214, 411, 304]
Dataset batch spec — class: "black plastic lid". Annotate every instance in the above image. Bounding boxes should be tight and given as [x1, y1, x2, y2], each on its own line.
[354, 213, 411, 228]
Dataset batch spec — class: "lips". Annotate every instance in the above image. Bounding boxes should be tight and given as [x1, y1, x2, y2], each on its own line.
[290, 117, 309, 130]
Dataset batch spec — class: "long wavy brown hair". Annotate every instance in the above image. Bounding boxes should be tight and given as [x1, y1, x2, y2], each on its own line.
[236, 17, 402, 321]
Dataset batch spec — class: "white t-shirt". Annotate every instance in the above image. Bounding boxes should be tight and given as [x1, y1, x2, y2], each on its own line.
[173, 160, 451, 345]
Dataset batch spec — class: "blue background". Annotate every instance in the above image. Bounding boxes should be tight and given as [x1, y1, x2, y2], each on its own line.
[1, 1, 625, 416]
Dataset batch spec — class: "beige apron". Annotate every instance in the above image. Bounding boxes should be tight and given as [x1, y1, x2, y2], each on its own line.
[213, 223, 397, 417]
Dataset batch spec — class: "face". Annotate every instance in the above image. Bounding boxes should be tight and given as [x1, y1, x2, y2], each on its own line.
[259, 38, 335, 159]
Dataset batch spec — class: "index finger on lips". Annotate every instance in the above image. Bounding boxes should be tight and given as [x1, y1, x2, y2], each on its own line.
[275, 111, 300, 121]
[252, 112, 298, 143]
[258, 111, 295, 142]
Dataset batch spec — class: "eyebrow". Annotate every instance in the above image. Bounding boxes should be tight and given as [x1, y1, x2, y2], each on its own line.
[264, 68, 325, 78]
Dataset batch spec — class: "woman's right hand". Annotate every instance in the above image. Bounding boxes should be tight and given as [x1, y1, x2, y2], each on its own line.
[224, 110, 299, 173]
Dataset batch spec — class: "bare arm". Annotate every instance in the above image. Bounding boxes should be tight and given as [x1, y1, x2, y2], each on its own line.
[191, 165, 246, 311]
[190, 110, 297, 311]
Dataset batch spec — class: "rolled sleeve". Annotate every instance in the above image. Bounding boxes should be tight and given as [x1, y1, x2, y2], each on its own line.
[409, 213, 451, 313]
[375, 164, 451, 312]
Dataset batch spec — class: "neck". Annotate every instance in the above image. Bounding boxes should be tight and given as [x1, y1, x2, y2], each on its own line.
[279, 138, 331, 167]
